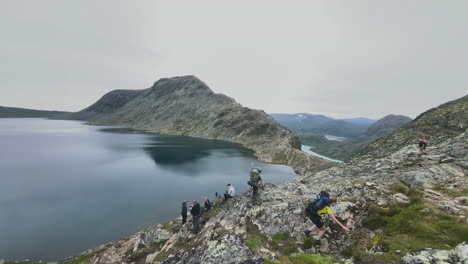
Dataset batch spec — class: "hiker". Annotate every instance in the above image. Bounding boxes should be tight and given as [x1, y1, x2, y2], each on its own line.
[190, 200, 201, 233]
[204, 196, 211, 211]
[248, 168, 264, 205]
[304, 191, 350, 246]
[418, 137, 428, 154]
[224, 184, 235, 201]
[181, 200, 188, 224]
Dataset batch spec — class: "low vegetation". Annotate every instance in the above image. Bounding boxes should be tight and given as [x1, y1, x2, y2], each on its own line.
[351, 185, 468, 263]
[265, 253, 342, 264]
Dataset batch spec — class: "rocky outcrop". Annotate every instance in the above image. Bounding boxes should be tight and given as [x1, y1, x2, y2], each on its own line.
[63, 76, 333, 174]
[161, 235, 263, 264]
[361, 95, 468, 158]
[401, 242, 468, 264]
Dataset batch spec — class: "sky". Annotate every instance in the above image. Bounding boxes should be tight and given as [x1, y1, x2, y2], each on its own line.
[1, 0, 467, 119]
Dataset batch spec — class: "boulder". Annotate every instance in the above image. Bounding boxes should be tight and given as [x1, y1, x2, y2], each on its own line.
[401, 242, 468, 264]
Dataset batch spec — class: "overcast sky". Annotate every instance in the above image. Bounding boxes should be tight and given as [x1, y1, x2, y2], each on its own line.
[1, 1, 467, 119]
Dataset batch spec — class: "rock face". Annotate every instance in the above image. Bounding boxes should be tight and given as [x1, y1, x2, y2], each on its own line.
[64, 76, 333, 174]
[361, 95, 468, 158]
[401, 242, 468, 264]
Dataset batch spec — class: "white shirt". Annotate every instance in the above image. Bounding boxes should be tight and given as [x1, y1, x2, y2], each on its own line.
[228, 186, 235, 196]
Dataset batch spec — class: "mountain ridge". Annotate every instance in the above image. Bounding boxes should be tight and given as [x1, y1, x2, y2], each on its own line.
[64, 75, 334, 175]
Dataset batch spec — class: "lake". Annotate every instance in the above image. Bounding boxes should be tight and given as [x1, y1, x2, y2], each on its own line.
[0, 118, 297, 262]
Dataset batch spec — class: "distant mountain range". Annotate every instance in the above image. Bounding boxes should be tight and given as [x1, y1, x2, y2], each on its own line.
[0, 106, 69, 118]
[269, 113, 377, 138]
[288, 114, 413, 161]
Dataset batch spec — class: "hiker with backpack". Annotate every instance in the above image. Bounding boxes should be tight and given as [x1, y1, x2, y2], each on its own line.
[418, 137, 428, 154]
[248, 168, 264, 205]
[304, 191, 350, 245]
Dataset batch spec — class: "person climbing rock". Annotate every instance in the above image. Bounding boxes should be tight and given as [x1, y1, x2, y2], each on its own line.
[181, 200, 188, 224]
[419, 137, 428, 154]
[190, 200, 201, 233]
[248, 168, 264, 205]
[204, 196, 211, 211]
[304, 191, 350, 245]
[224, 184, 235, 201]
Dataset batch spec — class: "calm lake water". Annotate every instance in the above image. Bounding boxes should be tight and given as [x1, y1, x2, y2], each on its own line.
[0, 118, 297, 261]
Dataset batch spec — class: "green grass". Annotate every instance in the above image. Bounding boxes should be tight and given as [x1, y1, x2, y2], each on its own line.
[270, 232, 298, 255]
[433, 186, 468, 197]
[64, 243, 113, 264]
[358, 187, 468, 262]
[153, 238, 193, 262]
[349, 250, 400, 264]
[127, 240, 167, 262]
[244, 217, 269, 251]
[267, 253, 342, 264]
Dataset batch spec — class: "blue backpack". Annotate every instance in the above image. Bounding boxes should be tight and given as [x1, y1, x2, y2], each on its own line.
[308, 191, 331, 214]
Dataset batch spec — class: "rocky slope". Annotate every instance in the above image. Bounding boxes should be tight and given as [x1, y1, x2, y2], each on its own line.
[0, 106, 69, 118]
[64, 76, 333, 174]
[57, 99, 467, 264]
[361, 95, 468, 158]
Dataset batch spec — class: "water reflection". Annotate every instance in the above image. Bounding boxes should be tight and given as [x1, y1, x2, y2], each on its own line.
[100, 127, 254, 167]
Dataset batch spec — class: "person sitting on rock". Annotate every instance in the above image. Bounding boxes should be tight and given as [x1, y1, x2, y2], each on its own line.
[304, 196, 349, 245]
[418, 137, 428, 154]
[203, 196, 211, 211]
[224, 184, 235, 201]
[248, 168, 264, 205]
[190, 200, 201, 233]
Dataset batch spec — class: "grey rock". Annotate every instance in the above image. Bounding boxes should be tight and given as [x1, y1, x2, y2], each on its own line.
[401, 242, 468, 264]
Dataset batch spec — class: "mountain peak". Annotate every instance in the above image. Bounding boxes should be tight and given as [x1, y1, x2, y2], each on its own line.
[149, 75, 214, 98]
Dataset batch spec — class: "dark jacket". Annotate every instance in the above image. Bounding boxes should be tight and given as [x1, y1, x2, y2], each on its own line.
[181, 203, 187, 214]
[204, 199, 211, 211]
[190, 203, 201, 217]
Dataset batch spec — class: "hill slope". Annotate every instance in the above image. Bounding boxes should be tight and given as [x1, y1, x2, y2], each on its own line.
[361, 95, 468, 158]
[65, 76, 333, 174]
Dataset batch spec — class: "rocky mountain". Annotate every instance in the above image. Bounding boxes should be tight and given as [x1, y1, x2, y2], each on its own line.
[269, 113, 376, 138]
[0, 106, 69, 118]
[299, 114, 412, 161]
[64, 76, 333, 174]
[361, 95, 468, 158]
[64, 89, 144, 121]
[53, 97, 467, 264]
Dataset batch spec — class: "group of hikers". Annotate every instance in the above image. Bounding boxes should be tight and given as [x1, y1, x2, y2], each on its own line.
[178, 167, 349, 245]
[178, 137, 429, 241]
